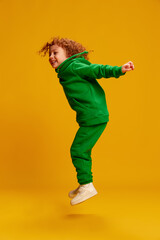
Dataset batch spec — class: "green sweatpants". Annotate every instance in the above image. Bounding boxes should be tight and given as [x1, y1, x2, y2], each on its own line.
[70, 122, 107, 185]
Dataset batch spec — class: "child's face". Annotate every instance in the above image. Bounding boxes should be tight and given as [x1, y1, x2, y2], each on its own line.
[49, 44, 68, 69]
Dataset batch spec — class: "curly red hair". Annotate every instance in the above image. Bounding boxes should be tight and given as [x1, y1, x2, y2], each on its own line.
[37, 36, 93, 60]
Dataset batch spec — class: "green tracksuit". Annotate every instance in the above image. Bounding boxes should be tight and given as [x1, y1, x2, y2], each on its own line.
[55, 51, 126, 184]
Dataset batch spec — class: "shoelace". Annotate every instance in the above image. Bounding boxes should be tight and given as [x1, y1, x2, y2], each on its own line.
[78, 187, 87, 192]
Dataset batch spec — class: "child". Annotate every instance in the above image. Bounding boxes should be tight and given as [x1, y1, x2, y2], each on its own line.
[38, 36, 134, 206]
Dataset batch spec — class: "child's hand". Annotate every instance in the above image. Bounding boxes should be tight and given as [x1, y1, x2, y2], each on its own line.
[122, 61, 135, 73]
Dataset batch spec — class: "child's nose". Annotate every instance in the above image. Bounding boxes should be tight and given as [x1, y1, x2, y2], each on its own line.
[49, 53, 54, 59]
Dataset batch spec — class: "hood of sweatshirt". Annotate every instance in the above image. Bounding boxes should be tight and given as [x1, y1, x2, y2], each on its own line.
[55, 51, 89, 76]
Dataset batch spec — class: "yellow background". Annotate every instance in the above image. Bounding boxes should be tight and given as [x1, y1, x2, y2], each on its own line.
[0, 0, 160, 239]
[0, 0, 159, 190]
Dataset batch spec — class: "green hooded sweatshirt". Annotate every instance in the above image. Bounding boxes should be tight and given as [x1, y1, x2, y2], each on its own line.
[55, 51, 126, 127]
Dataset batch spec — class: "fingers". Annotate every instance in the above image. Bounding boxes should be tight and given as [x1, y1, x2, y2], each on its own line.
[128, 61, 135, 70]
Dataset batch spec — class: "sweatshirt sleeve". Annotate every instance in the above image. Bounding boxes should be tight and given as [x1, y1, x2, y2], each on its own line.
[72, 62, 126, 79]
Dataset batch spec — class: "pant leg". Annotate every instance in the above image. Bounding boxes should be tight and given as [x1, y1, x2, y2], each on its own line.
[70, 122, 107, 185]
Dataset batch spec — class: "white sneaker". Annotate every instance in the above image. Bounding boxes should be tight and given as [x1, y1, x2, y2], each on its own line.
[70, 182, 98, 206]
[68, 185, 80, 198]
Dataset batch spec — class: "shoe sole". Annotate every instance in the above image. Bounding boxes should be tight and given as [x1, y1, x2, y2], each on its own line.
[70, 190, 98, 206]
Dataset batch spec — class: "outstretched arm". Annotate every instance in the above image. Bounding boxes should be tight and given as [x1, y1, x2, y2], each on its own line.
[72, 61, 134, 79]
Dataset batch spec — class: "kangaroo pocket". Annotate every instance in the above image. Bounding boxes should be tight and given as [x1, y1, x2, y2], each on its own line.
[63, 82, 107, 120]
[68, 97, 90, 111]
[67, 93, 96, 117]
[72, 97, 90, 109]
[66, 84, 95, 111]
